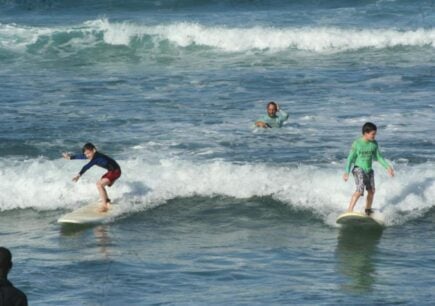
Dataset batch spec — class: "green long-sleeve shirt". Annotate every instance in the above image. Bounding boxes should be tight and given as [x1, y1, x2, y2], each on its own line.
[256, 110, 289, 128]
[345, 137, 390, 173]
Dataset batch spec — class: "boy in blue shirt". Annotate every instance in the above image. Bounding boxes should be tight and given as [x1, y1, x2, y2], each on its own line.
[63, 143, 121, 212]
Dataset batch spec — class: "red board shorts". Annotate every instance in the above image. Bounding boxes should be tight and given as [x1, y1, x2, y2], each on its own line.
[102, 168, 121, 186]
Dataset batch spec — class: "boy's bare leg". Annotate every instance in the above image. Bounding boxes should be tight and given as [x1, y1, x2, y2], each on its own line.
[96, 178, 112, 212]
[347, 192, 362, 212]
[365, 189, 375, 210]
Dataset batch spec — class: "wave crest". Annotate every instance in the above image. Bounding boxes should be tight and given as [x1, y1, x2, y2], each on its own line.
[1, 19, 434, 58]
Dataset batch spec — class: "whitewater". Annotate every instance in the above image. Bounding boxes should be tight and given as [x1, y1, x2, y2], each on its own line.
[1, 18, 435, 54]
[1, 156, 434, 228]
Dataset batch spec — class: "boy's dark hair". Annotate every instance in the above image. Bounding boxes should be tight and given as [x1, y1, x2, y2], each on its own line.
[267, 101, 277, 109]
[82, 143, 96, 153]
[362, 122, 377, 134]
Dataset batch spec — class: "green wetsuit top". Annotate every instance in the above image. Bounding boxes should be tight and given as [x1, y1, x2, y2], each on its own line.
[345, 137, 390, 173]
[256, 110, 289, 128]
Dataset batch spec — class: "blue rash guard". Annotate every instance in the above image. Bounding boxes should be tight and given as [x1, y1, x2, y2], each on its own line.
[71, 152, 121, 176]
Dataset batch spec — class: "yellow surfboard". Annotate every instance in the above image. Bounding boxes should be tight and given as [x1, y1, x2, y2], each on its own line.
[57, 202, 122, 225]
[336, 211, 385, 228]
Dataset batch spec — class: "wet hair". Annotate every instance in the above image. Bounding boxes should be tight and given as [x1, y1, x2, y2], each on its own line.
[82, 142, 96, 153]
[362, 122, 377, 134]
[267, 101, 277, 109]
[0, 247, 12, 273]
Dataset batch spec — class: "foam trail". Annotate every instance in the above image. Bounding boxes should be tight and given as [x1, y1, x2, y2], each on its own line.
[1, 19, 435, 54]
[0, 157, 433, 227]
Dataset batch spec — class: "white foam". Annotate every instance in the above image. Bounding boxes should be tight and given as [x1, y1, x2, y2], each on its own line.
[0, 156, 433, 227]
[88, 19, 435, 52]
[1, 19, 435, 53]
[0, 22, 52, 51]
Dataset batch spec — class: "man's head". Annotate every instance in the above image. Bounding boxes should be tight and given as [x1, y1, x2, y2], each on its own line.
[82, 142, 97, 159]
[0, 247, 13, 277]
[267, 101, 278, 117]
[362, 122, 377, 141]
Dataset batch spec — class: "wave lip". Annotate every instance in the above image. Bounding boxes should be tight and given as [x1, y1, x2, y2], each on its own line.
[1, 19, 435, 56]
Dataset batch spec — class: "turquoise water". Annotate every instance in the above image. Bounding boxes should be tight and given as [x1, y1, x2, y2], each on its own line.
[0, 0, 434, 304]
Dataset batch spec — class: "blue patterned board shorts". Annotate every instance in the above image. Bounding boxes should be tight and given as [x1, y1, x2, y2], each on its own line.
[352, 167, 375, 195]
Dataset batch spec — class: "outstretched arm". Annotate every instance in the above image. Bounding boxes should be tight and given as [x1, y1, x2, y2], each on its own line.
[62, 152, 93, 182]
[63, 152, 86, 160]
[375, 146, 394, 177]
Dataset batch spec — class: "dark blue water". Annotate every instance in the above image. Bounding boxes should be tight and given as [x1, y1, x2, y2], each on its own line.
[0, 0, 434, 304]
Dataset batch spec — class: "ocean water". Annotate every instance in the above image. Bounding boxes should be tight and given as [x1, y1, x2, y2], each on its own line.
[0, 0, 434, 304]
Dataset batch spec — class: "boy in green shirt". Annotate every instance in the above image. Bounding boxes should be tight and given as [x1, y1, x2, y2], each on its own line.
[343, 122, 394, 215]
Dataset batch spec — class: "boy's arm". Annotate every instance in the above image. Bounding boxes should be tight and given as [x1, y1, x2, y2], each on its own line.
[78, 159, 96, 176]
[344, 143, 357, 174]
[373, 142, 389, 168]
[70, 153, 87, 160]
[63, 152, 87, 160]
[375, 145, 394, 176]
[72, 161, 95, 182]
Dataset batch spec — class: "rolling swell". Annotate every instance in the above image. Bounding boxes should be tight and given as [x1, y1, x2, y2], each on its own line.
[1, 19, 434, 64]
[0, 0, 386, 12]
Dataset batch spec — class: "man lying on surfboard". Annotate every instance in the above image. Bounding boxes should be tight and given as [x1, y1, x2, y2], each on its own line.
[343, 122, 394, 215]
[63, 143, 121, 212]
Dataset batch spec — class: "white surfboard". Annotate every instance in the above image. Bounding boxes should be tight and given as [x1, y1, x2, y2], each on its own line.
[57, 202, 122, 225]
[336, 211, 385, 228]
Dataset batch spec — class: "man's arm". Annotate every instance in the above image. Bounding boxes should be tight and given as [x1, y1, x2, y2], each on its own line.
[278, 109, 289, 121]
[255, 116, 271, 128]
[255, 121, 271, 128]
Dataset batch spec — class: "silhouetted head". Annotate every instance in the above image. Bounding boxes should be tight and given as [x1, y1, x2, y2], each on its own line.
[0, 247, 13, 278]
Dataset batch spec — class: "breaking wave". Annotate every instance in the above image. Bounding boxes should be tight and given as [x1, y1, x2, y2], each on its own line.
[1, 18, 434, 59]
[1, 156, 433, 227]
